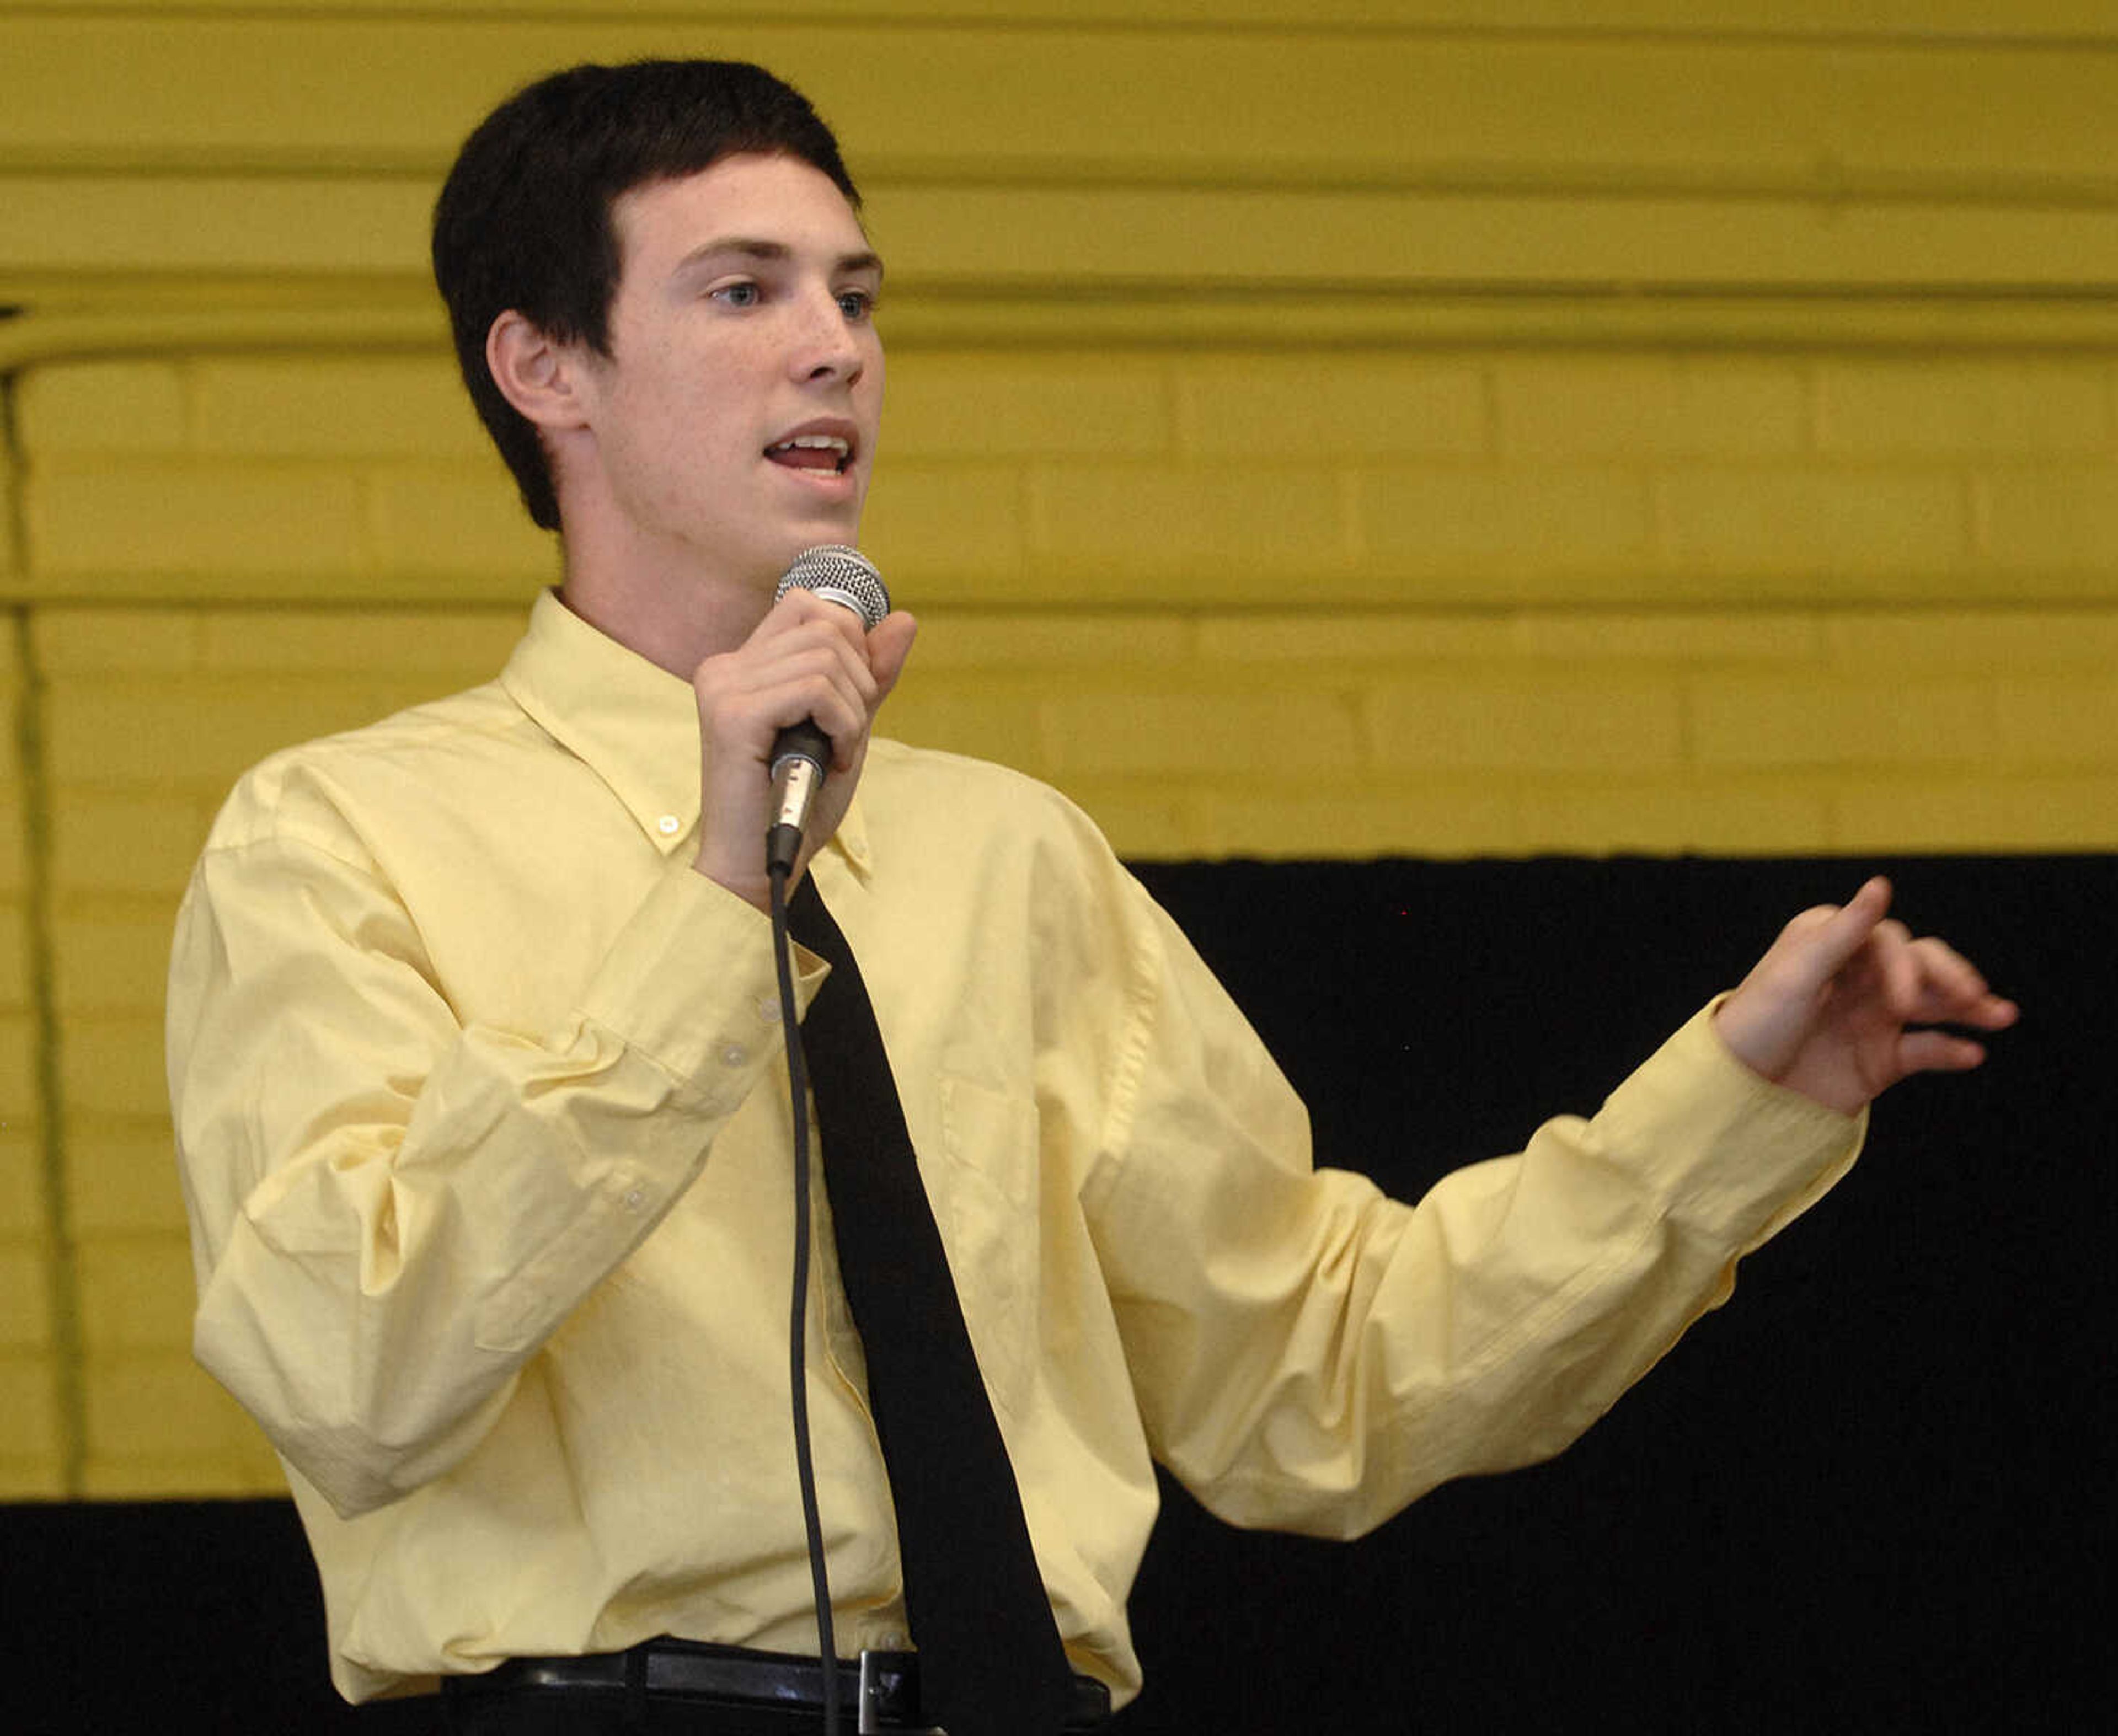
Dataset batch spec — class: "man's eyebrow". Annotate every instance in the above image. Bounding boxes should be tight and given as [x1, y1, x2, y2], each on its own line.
[671, 238, 885, 280]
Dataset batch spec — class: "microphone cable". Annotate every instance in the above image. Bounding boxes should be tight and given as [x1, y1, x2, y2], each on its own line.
[769, 856, 844, 1736]
[760, 544, 889, 1736]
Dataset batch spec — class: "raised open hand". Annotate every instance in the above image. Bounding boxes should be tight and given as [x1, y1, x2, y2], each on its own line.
[1713, 877, 2018, 1116]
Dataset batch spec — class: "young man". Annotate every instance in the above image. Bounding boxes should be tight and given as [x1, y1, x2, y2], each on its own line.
[168, 58, 2014, 1734]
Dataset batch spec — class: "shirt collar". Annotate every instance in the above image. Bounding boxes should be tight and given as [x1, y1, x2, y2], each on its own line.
[498, 588, 873, 875]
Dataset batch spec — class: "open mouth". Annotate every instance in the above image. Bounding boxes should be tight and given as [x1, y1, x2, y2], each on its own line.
[764, 433, 852, 476]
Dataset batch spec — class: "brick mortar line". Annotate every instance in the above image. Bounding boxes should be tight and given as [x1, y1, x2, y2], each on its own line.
[5, 368, 86, 1492]
[8, 609, 85, 1494]
[1, 369, 26, 583]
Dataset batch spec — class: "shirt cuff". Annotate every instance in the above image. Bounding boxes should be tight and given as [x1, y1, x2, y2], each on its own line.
[1593, 997, 1866, 1255]
[576, 855, 830, 1102]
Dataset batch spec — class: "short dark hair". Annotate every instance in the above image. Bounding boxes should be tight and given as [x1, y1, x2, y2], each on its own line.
[431, 60, 860, 532]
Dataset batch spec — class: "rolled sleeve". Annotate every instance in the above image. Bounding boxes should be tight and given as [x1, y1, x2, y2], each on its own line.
[174, 833, 826, 1518]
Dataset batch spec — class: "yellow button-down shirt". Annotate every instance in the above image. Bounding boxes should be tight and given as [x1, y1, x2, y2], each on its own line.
[169, 591, 1860, 1707]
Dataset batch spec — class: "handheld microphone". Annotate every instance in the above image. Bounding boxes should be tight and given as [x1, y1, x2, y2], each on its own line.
[766, 544, 891, 876]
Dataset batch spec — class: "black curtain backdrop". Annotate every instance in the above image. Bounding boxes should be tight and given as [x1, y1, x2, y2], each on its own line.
[5, 855, 2104, 1733]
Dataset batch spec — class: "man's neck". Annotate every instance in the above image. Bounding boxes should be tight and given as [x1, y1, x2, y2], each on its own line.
[555, 535, 775, 681]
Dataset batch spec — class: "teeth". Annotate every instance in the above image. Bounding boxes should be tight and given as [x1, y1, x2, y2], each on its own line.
[770, 435, 851, 454]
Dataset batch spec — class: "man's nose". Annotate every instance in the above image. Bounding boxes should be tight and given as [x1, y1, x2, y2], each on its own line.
[789, 287, 864, 384]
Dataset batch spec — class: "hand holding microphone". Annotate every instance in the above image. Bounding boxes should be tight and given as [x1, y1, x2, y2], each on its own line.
[688, 545, 914, 906]
[765, 546, 895, 875]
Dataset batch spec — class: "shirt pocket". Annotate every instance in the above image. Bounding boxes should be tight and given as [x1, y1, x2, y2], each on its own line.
[930, 1074, 1041, 1422]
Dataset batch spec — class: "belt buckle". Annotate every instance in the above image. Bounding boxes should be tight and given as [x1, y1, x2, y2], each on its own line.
[857, 1648, 942, 1735]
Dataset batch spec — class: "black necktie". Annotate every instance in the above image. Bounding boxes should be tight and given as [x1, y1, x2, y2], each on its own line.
[787, 875, 1074, 1736]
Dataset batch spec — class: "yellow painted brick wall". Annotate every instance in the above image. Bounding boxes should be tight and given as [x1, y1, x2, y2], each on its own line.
[29, 601, 523, 1496]
[2, 599, 66, 1498]
[1, 2, 2114, 1500]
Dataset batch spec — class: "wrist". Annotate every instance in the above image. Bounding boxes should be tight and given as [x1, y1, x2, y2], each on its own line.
[691, 843, 774, 913]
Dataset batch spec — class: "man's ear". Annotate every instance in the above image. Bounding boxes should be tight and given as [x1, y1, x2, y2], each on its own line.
[485, 310, 592, 432]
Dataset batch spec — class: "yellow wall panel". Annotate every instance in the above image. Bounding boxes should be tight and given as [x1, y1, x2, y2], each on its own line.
[1508, 610, 1822, 663]
[0, 1130, 41, 1239]
[189, 356, 491, 459]
[74, 1236, 195, 1355]
[858, 460, 1029, 596]
[50, 791, 207, 901]
[885, 354, 1172, 461]
[0, 902, 29, 1025]
[33, 607, 204, 673]
[1045, 685, 1365, 780]
[1692, 674, 1999, 769]
[1028, 463, 1352, 587]
[0, 1352, 64, 1495]
[364, 462, 561, 588]
[1198, 781, 1525, 860]
[1, 0, 2114, 1504]
[28, 460, 368, 584]
[864, 683, 1046, 780]
[0, 417, 14, 584]
[6, 1, 2116, 35]
[914, 613, 1194, 674]
[1828, 773, 2118, 854]
[0, 1012, 36, 1124]
[1816, 358, 2115, 457]
[9, 14, 2118, 298]
[0, 797, 23, 902]
[1196, 614, 1516, 666]
[1367, 674, 1686, 773]
[50, 913, 176, 1016]
[874, 184, 2118, 292]
[57, 1012, 164, 1120]
[0, 1243, 51, 1350]
[1522, 776, 1834, 857]
[1176, 356, 1489, 460]
[1982, 468, 2118, 580]
[1995, 675, 2118, 766]
[44, 672, 449, 786]
[0, 175, 432, 280]
[81, 1354, 284, 1495]
[1659, 468, 1973, 590]
[9, 13, 2117, 188]
[1821, 608, 2118, 668]
[14, 361, 187, 454]
[1492, 357, 1811, 459]
[194, 608, 522, 677]
[65, 1128, 192, 1240]
[1358, 466, 1656, 592]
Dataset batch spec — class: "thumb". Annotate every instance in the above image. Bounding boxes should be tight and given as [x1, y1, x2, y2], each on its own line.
[868, 611, 918, 703]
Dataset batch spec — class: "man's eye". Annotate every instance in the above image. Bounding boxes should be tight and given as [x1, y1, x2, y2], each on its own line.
[712, 282, 760, 307]
[837, 290, 876, 320]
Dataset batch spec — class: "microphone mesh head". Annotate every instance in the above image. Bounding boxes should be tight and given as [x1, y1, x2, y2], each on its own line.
[774, 544, 890, 629]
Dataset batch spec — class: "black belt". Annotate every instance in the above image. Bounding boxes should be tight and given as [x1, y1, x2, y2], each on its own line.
[442, 1637, 1114, 1733]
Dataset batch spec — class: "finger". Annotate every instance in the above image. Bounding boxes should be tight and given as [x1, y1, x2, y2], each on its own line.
[775, 660, 873, 767]
[698, 643, 872, 765]
[1785, 876, 1894, 989]
[699, 606, 871, 704]
[740, 634, 875, 718]
[759, 588, 879, 665]
[1964, 994, 2021, 1032]
[1868, 919, 1925, 1020]
[1901, 935, 2017, 1027]
[1897, 1027, 1989, 1078]
[759, 616, 882, 709]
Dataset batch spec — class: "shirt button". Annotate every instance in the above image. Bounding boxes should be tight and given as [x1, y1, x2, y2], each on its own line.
[623, 1188, 646, 1213]
[720, 1043, 750, 1069]
[656, 814, 681, 837]
[756, 995, 780, 1024]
